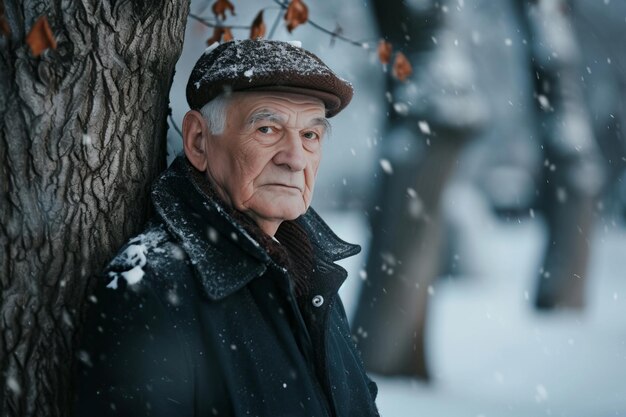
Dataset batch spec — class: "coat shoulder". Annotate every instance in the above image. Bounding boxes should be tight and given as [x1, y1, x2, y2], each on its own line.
[76, 222, 197, 416]
[102, 221, 193, 291]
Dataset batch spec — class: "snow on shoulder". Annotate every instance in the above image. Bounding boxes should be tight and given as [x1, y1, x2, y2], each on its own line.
[106, 226, 170, 290]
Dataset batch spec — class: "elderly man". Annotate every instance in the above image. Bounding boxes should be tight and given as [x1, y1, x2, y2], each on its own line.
[75, 40, 380, 417]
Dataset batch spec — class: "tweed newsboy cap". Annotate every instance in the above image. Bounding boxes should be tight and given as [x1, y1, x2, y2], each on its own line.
[186, 39, 353, 118]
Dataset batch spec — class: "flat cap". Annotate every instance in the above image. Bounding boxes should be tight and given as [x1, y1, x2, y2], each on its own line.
[186, 39, 353, 118]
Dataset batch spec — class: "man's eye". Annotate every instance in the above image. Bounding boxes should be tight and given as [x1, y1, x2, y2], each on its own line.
[258, 126, 275, 134]
[302, 131, 319, 140]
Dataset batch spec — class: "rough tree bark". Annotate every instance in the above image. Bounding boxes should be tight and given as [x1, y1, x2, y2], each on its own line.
[0, 1, 189, 415]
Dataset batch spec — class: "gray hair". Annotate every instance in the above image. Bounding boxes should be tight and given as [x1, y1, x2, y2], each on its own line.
[199, 94, 230, 135]
[199, 93, 332, 138]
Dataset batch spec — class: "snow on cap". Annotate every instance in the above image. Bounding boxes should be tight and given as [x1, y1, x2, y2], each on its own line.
[186, 39, 353, 118]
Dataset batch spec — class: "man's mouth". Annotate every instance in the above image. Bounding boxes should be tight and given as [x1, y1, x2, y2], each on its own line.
[266, 183, 303, 192]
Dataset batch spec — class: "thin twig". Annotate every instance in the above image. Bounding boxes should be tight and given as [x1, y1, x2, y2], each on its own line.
[307, 20, 367, 48]
[271, 0, 369, 48]
[190, 1, 372, 50]
[189, 13, 251, 30]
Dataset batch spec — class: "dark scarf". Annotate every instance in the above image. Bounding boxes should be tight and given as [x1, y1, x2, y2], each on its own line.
[188, 164, 314, 298]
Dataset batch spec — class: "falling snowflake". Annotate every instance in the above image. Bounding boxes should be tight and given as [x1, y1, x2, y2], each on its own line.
[379, 159, 393, 175]
[393, 102, 409, 116]
[534, 384, 548, 403]
[537, 95, 550, 109]
[418, 121, 431, 135]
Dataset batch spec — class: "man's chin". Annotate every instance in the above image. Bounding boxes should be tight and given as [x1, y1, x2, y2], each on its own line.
[255, 204, 306, 223]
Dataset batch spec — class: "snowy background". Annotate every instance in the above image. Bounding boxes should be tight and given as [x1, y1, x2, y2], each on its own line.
[168, 0, 626, 415]
[327, 210, 626, 417]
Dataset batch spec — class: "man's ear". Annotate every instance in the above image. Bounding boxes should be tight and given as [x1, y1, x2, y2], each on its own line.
[182, 110, 210, 172]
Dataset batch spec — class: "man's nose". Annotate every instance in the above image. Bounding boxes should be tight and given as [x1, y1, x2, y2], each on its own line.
[273, 130, 307, 171]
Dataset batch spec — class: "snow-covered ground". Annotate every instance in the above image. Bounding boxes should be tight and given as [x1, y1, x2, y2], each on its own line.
[322, 209, 626, 417]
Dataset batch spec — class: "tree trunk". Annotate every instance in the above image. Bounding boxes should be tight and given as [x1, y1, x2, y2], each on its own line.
[354, 0, 488, 379]
[512, 0, 607, 310]
[352, 129, 464, 379]
[0, 1, 189, 415]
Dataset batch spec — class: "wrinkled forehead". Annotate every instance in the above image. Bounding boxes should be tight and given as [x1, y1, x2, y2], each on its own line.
[231, 91, 326, 119]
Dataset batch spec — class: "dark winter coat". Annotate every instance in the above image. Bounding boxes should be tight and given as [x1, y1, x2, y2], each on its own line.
[74, 156, 380, 417]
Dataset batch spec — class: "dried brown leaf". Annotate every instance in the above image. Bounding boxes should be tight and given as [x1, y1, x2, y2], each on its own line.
[284, 0, 308, 33]
[207, 27, 225, 45]
[0, 0, 10, 37]
[222, 27, 234, 42]
[212, 0, 235, 20]
[0, 17, 10, 37]
[392, 51, 412, 81]
[249, 10, 266, 39]
[26, 16, 57, 57]
[377, 40, 392, 65]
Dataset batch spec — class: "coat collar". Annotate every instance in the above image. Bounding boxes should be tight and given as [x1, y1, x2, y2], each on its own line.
[151, 156, 360, 301]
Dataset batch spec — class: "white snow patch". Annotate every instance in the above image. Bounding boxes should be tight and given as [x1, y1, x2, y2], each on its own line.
[287, 40, 302, 48]
[244, 68, 254, 78]
[121, 265, 145, 285]
[125, 244, 148, 265]
[82, 134, 92, 146]
[106, 273, 119, 289]
[204, 42, 220, 55]
[106, 243, 148, 288]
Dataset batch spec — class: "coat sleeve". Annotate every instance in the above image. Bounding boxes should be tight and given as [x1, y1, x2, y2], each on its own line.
[73, 274, 194, 417]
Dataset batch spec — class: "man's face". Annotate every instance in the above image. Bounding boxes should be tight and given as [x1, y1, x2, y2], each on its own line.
[203, 91, 328, 233]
